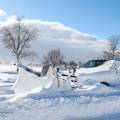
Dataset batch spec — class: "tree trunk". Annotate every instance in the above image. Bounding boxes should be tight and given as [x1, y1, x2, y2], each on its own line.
[16, 55, 20, 72]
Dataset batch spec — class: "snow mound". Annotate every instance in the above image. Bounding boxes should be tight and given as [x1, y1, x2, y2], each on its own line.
[11, 60, 120, 98]
[12, 66, 55, 95]
[76, 60, 116, 75]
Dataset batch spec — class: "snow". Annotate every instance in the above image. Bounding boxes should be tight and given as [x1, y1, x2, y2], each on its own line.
[76, 60, 114, 75]
[0, 61, 120, 120]
[12, 65, 55, 94]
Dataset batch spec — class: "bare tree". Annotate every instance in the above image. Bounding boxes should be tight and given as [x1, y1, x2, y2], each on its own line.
[1, 18, 39, 63]
[69, 60, 77, 69]
[103, 35, 120, 60]
[61, 60, 69, 70]
[78, 61, 82, 68]
[43, 48, 64, 68]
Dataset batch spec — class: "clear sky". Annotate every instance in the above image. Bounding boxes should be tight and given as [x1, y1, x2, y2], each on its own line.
[0, 0, 120, 38]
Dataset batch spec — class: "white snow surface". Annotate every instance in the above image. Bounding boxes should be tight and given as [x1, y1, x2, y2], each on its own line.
[12, 66, 55, 95]
[0, 60, 120, 120]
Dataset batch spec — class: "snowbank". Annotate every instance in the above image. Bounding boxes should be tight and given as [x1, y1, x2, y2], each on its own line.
[1, 62, 120, 120]
[12, 66, 55, 95]
[11, 60, 120, 96]
[76, 60, 114, 75]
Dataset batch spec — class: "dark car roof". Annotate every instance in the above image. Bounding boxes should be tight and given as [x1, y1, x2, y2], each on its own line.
[83, 60, 108, 68]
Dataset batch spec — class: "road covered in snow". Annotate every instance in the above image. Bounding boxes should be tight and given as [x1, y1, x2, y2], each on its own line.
[0, 61, 120, 120]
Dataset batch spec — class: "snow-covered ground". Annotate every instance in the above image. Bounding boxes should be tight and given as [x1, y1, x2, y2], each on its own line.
[0, 61, 120, 120]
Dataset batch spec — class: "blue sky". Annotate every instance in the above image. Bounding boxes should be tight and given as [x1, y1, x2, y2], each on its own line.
[0, 0, 120, 38]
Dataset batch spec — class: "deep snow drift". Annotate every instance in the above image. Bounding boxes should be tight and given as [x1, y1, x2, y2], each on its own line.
[0, 60, 120, 120]
[12, 64, 55, 95]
